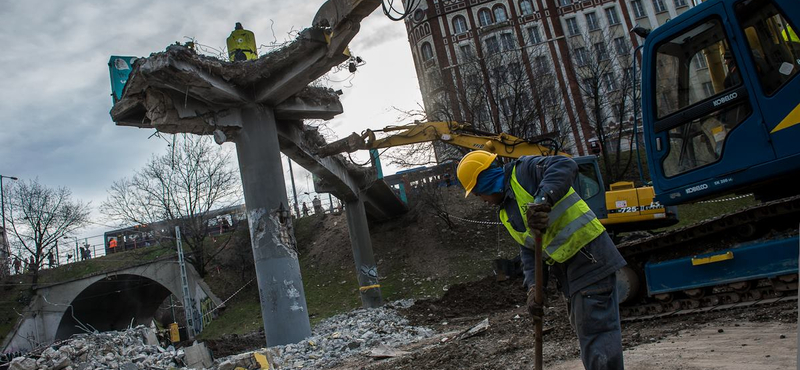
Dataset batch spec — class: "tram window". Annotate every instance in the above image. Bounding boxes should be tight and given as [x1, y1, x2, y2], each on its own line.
[735, 0, 800, 96]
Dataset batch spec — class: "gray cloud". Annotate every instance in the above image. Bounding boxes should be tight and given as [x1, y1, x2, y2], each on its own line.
[0, 0, 422, 243]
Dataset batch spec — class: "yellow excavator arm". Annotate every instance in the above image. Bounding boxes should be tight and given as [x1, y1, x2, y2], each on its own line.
[317, 120, 678, 235]
[317, 121, 567, 159]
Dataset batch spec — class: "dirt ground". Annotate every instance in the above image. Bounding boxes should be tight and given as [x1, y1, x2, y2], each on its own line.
[207, 187, 799, 369]
[328, 275, 798, 370]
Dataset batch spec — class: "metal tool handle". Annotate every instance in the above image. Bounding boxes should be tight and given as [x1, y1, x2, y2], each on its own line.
[534, 234, 544, 370]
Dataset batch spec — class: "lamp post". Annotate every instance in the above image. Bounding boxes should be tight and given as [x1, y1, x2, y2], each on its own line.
[0, 175, 18, 272]
[0, 175, 19, 252]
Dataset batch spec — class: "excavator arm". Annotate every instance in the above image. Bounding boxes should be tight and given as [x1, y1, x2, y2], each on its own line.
[317, 121, 566, 159]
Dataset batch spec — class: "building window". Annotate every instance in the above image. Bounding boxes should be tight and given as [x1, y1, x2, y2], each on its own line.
[631, 0, 647, 18]
[494, 66, 508, 84]
[543, 85, 557, 105]
[520, 0, 534, 15]
[421, 42, 434, 61]
[613, 37, 628, 55]
[692, 53, 708, 69]
[586, 12, 600, 31]
[625, 67, 635, 84]
[460, 44, 473, 60]
[478, 8, 493, 26]
[528, 25, 543, 44]
[485, 36, 500, 54]
[606, 7, 621, 25]
[509, 62, 522, 76]
[493, 5, 508, 22]
[566, 17, 580, 36]
[603, 73, 618, 91]
[674, 0, 687, 7]
[559, 0, 572, 7]
[594, 42, 609, 61]
[652, 0, 667, 13]
[452, 15, 468, 34]
[534, 55, 550, 74]
[702, 81, 715, 97]
[500, 33, 516, 51]
[574, 47, 589, 66]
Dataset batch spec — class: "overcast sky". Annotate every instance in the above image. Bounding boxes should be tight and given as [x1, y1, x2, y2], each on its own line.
[0, 1, 422, 244]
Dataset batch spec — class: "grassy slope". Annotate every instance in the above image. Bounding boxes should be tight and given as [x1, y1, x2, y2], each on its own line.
[200, 188, 520, 338]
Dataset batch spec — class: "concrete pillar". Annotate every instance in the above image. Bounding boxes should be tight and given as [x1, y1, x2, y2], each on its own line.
[344, 196, 383, 308]
[235, 105, 311, 346]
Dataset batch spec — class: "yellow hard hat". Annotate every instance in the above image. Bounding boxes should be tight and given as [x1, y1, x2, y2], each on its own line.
[457, 150, 498, 198]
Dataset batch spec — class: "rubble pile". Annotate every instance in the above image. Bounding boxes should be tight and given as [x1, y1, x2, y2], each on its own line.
[261, 300, 434, 369]
[8, 301, 433, 370]
[8, 326, 185, 370]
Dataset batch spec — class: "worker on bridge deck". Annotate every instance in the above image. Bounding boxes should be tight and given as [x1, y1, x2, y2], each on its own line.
[458, 151, 626, 370]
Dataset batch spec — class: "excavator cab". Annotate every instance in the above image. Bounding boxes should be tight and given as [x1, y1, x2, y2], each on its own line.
[573, 156, 608, 220]
[641, 0, 800, 205]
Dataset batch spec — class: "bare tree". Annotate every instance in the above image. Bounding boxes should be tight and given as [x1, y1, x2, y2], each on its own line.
[568, 28, 638, 184]
[4, 179, 90, 285]
[101, 134, 240, 277]
[424, 35, 575, 161]
[379, 105, 442, 167]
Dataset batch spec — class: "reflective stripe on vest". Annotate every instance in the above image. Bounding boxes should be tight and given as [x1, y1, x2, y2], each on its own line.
[499, 165, 605, 264]
[784, 26, 799, 43]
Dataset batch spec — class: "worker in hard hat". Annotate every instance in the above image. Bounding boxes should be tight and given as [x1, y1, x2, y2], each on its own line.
[457, 150, 625, 370]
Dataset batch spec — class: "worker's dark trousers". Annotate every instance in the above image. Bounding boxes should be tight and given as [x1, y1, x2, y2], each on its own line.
[569, 273, 624, 370]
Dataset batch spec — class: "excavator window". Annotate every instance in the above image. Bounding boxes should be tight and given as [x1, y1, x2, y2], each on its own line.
[577, 163, 601, 200]
[653, 18, 753, 177]
[734, 0, 800, 96]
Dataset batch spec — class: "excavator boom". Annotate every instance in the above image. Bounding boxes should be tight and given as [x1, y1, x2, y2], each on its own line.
[317, 121, 565, 159]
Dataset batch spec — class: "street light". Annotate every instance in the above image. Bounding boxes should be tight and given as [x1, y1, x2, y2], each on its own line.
[0, 175, 18, 275]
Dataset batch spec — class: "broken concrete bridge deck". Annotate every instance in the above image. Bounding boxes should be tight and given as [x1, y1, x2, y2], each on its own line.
[109, 43, 406, 221]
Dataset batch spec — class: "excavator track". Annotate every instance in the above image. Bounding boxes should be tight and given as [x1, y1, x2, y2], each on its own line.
[616, 195, 800, 321]
[621, 276, 798, 322]
[617, 194, 800, 258]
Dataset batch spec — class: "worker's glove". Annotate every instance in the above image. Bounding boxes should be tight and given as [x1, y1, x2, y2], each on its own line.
[526, 203, 551, 235]
[526, 285, 545, 320]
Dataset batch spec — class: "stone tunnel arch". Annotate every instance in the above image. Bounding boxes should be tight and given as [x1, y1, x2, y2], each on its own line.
[54, 274, 177, 341]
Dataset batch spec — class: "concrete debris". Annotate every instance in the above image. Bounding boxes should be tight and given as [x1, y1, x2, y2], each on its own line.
[457, 318, 490, 340]
[367, 345, 410, 359]
[8, 326, 188, 370]
[184, 342, 214, 369]
[7, 301, 430, 370]
[244, 299, 432, 369]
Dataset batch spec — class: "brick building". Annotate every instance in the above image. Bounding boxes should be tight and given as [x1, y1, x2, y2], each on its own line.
[403, 0, 695, 159]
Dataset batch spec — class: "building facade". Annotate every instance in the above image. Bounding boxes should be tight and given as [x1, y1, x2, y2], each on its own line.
[404, 0, 695, 159]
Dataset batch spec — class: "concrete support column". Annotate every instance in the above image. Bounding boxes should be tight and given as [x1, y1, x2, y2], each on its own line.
[344, 196, 383, 308]
[235, 105, 311, 346]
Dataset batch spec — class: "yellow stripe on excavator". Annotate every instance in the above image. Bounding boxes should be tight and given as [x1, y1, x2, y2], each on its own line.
[770, 102, 800, 134]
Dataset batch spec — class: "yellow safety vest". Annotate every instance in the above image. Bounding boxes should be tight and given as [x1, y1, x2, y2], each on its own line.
[499, 165, 605, 264]
[784, 26, 799, 43]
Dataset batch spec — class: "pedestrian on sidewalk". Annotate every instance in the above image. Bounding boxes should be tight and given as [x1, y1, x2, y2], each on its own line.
[457, 150, 626, 370]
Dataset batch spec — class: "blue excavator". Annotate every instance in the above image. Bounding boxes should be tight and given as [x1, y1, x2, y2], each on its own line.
[618, 0, 800, 316]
